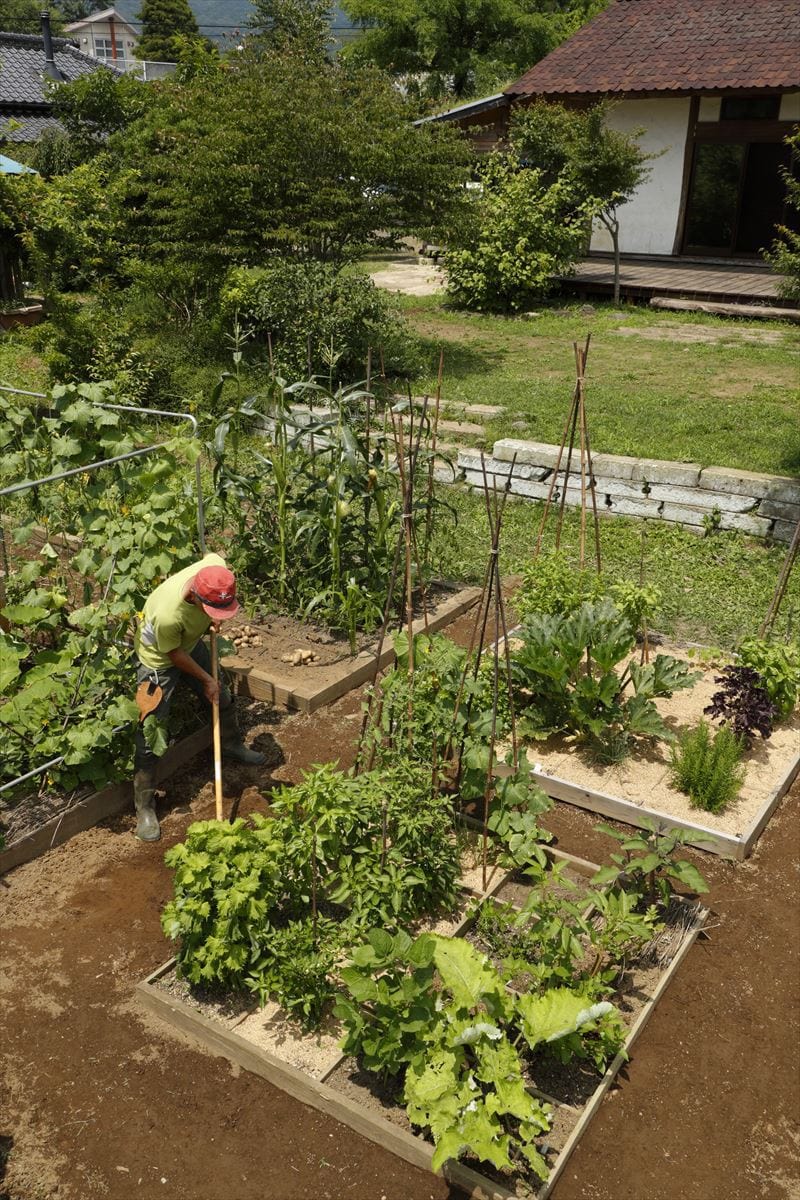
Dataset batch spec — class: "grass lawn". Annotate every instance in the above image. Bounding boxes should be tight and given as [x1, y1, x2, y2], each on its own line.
[428, 486, 799, 650]
[0, 335, 48, 394]
[401, 295, 800, 478]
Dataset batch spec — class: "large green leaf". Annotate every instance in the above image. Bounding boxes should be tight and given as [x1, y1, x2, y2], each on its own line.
[516, 987, 615, 1050]
[432, 936, 505, 1011]
[0, 637, 26, 692]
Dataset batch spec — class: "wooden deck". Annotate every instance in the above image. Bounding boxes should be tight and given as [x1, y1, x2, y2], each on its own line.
[562, 257, 785, 305]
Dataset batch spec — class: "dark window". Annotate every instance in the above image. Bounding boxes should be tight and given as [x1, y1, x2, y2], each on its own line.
[685, 143, 744, 248]
[720, 96, 781, 121]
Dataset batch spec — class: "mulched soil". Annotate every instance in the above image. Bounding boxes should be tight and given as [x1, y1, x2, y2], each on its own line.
[1, 603, 799, 1200]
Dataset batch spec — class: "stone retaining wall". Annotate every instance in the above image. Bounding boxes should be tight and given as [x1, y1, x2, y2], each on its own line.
[457, 440, 800, 543]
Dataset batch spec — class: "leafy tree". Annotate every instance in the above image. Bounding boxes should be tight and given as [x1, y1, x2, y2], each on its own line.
[445, 150, 598, 312]
[0, 175, 31, 302]
[247, 0, 333, 63]
[0, 0, 65, 33]
[109, 53, 470, 301]
[46, 69, 153, 163]
[511, 99, 651, 301]
[340, 0, 609, 102]
[766, 126, 800, 302]
[135, 0, 200, 61]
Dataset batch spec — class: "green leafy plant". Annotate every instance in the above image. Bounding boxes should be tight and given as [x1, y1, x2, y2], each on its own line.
[737, 637, 800, 719]
[512, 599, 700, 760]
[609, 580, 662, 640]
[591, 821, 709, 907]
[586, 888, 661, 984]
[515, 549, 604, 619]
[670, 721, 745, 814]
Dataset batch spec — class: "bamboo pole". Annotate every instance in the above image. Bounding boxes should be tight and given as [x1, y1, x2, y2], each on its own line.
[760, 518, 800, 637]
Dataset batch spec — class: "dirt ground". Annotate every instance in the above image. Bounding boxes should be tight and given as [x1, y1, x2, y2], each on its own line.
[2, 607, 799, 1200]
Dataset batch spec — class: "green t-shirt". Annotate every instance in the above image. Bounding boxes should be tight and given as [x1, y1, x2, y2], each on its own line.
[135, 553, 226, 671]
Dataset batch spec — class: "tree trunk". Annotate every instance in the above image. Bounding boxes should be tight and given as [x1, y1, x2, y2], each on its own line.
[611, 219, 621, 305]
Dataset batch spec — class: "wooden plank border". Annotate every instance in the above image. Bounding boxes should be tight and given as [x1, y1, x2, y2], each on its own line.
[0, 726, 211, 876]
[531, 757, 800, 862]
[224, 585, 482, 712]
[137, 896, 705, 1200]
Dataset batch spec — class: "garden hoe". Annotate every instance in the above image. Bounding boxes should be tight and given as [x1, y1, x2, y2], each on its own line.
[210, 626, 224, 821]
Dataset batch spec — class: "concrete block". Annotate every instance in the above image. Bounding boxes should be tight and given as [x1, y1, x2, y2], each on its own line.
[631, 459, 702, 487]
[581, 476, 645, 501]
[454, 403, 505, 418]
[605, 496, 662, 520]
[648, 483, 757, 513]
[757, 498, 800, 523]
[698, 466, 799, 501]
[591, 452, 637, 481]
[493, 439, 563, 468]
[762, 477, 800, 506]
[659, 503, 709, 527]
[457, 451, 549, 483]
[462, 468, 552, 502]
[720, 511, 774, 538]
[772, 518, 800, 543]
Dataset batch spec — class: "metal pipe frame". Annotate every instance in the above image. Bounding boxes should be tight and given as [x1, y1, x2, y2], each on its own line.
[0, 386, 206, 551]
[0, 386, 207, 800]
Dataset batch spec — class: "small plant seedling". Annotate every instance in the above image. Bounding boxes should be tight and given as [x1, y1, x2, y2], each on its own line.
[591, 820, 709, 907]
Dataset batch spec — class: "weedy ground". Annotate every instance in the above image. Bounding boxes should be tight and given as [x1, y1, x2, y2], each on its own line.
[429, 489, 800, 650]
[401, 294, 800, 477]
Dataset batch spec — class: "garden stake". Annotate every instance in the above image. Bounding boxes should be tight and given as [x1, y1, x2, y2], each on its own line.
[354, 514, 405, 774]
[534, 335, 600, 573]
[209, 625, 224, 822]
[640, 519, 650, 664]
[759, 517, 800, 636]
[423, 348, 445, 566]
[448, 452, 516, 768]
[310, 819, 318, 944]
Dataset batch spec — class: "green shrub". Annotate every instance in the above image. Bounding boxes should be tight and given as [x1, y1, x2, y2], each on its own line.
[670, 721, 745, 814]
[737, 637, 800, 719]
[515, 550, 604, 619]
[29, 294, 164, 407]
[219, 259, 420, 381]
[445, 152, 597, 313]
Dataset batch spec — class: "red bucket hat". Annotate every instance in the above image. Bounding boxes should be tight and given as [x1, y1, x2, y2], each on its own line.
[190, 565, 240, 621]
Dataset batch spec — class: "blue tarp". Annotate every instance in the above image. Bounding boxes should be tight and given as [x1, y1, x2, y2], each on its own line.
[0, 154, 37, 175]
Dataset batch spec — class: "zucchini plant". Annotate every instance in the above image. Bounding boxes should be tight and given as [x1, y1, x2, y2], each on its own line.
[511, 599, 700, 761]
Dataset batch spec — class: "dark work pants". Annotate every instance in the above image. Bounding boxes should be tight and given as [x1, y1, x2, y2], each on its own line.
[134, 640, 233, 772]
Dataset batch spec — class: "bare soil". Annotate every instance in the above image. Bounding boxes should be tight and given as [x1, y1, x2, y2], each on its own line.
[224, 581, 459, 686]
[1, 615, 799, 1200]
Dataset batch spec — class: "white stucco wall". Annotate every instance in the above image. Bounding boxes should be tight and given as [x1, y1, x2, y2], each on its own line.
[589, 98, 691, 256]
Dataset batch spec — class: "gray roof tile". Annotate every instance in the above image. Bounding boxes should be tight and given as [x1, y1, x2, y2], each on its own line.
[0, 31, 119, 107]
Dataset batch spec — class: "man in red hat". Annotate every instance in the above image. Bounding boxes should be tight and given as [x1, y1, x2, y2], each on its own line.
[132, 552, 266, 841]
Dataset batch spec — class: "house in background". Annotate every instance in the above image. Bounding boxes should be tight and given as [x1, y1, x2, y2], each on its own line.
[0, 15, 119, 145]
[429, 0, 800, 262]
[64, 7, 139, 70]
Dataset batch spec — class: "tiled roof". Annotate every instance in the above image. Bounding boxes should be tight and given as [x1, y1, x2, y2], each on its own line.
[507, 0, 800, 97]
[0, 108, 65, 142]
[0, 30, 118, 108]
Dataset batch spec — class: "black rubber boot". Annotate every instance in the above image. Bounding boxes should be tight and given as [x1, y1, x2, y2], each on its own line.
[133, 767, 161, 841]
[220, 706, 267, 766]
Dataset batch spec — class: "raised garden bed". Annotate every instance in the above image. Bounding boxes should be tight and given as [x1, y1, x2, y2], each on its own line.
[508, 640, 800, 861]
[0, 725, 210, 875]
[137, 846, 706, 1199]
[222, 583, 481, 712]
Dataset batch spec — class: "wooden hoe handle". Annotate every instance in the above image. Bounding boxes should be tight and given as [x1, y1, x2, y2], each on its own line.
[209, 626, 223, 821]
